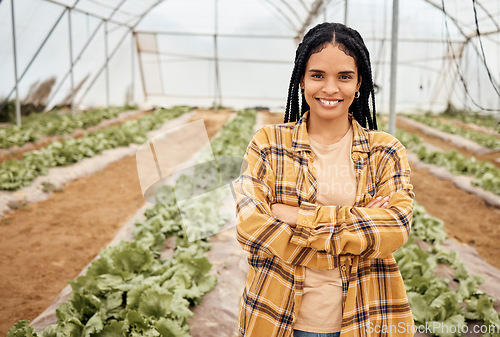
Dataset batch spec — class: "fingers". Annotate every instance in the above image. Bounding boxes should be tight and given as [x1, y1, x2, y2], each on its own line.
[365, 196, 390, 209]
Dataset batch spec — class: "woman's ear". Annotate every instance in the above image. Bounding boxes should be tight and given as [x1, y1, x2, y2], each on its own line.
[356, 75, 362, 91]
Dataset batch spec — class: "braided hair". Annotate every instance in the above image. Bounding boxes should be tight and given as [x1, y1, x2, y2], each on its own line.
[284, 22, 377, 130]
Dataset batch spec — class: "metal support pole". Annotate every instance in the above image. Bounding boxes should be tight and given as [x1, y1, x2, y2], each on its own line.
[10, 0, 21, 126]
[213, 36, 221, 111]
[213, 0, 222, 111]
[344, 0, 348, 25]
[388, 0, 399, 136]
[130, 30, 135, 106]
[156, 33, 165, 97]
[68, 8, 75, 115]
[324, 0, 328, 21]
[104, 20, 110, 107]
[134, 33, 148, 102]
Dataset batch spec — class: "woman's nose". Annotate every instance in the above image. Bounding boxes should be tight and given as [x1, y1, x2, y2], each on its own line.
[322, 78, 339, 94]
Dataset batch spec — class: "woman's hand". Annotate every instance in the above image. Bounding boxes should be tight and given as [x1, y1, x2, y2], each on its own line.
[271, 203, 300, 227]
[365, 196, 390, 209]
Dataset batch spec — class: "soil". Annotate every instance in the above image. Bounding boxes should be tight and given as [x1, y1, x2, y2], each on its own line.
[0, 108, 233, 336]
[409, 164, 500, 268]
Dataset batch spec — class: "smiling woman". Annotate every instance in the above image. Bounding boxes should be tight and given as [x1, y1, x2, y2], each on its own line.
[233, 22, 415, 337]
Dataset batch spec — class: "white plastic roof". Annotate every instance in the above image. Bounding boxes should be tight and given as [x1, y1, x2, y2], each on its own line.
[0, 0, 499, 114]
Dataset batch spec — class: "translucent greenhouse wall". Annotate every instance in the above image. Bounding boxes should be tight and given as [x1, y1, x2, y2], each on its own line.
[0, 0, 499, 117]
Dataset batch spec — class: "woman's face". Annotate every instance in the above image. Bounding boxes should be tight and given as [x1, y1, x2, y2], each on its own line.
[301, 43, 361, 121]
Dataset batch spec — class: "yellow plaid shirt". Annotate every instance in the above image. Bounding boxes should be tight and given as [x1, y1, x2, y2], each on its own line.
[233, 112, 415, 337]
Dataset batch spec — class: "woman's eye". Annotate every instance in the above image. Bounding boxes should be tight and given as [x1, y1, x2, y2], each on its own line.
[340, 75, 352, 80]
[312, 74, 323, 79]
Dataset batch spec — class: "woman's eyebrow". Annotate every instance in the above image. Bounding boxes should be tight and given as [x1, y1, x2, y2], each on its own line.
[308, 69, 325, 73]
[308, 69, 356, 74]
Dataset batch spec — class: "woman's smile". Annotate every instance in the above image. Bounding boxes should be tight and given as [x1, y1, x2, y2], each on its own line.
[316, 98, 342, 108]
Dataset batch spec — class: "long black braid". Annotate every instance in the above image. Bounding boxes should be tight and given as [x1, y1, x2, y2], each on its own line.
[284, 22, 378, 130]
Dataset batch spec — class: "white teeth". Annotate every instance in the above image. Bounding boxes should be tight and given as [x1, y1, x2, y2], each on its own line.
[319, 99, 339, 106]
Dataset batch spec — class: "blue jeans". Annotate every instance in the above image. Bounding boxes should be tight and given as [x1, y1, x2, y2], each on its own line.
[293, 330, 340, 337]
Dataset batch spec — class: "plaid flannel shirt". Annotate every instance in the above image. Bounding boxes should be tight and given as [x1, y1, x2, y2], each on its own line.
[233, 112, 415, 337]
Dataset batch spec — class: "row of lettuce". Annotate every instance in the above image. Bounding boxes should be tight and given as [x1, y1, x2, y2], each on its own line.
[386, 112, 500, 335]
[378, 120, 500, 195]
[378, 112, 499, 335]
[404, 113, 500, 150]
[0, 106, 138, 149]
[7, 109, 258, 337]
[437, 109, 500, 134]
[0, 106, 190, 191]
[396, 128, 500, 195]
[390, 114, 500, 334]
[397, 202, 500, 337]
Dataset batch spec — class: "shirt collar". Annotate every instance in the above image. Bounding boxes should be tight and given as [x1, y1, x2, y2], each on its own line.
[291, 111, 371, 153]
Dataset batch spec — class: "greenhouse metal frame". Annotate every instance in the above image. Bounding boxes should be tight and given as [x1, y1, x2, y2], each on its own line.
[1, 0, 499, 127]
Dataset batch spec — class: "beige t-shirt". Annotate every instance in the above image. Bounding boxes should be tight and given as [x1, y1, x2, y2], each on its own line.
[294, 125, 357, 333]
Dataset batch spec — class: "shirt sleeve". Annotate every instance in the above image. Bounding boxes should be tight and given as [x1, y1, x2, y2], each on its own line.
[232, 128, 335, 268]
[290, 137, 414, 259]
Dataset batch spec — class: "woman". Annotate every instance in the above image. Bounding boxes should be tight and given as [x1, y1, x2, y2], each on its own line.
[233, 22, 415, 337]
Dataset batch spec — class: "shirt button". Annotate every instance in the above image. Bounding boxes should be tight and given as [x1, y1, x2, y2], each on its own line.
[351, 154, 358, 161]
[341, 265, 347, 271]
[302, 220, 308, 225]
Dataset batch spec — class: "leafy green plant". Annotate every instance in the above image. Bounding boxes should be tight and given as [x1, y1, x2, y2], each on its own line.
[439, 105, 500, 133]
[404, 113, 500, 150]
[412, 145, 500, 194]
[380, 121, 500, 195]
[396, 202, 500, 336]
[0, 107, 191, 191]
[7, 108, 258, 337]
[0, 106, 138, 149]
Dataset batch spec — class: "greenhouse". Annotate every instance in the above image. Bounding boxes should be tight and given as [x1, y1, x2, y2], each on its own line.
[1, 0, 499, 336]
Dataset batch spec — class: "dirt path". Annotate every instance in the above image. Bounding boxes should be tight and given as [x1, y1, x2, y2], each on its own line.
[0, 108, 233, 336]
[409, 163, 500, 268]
